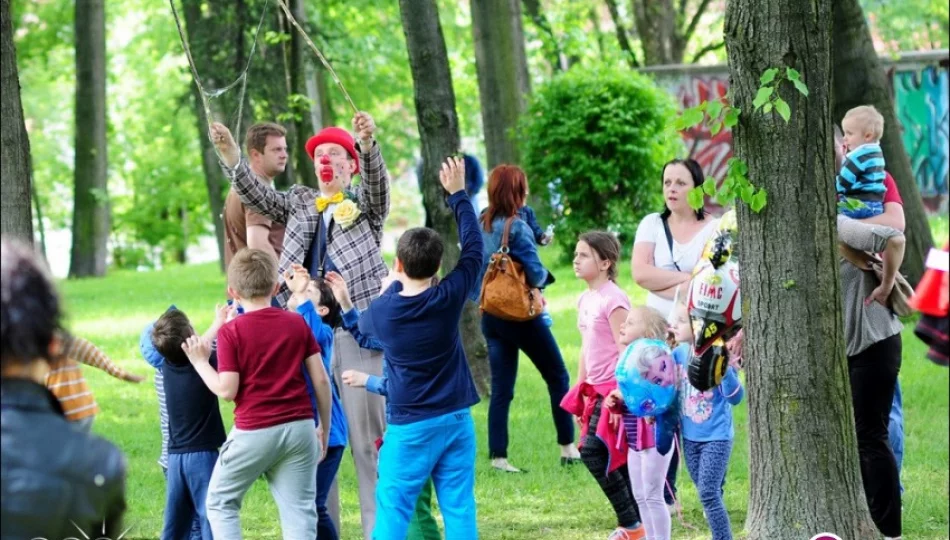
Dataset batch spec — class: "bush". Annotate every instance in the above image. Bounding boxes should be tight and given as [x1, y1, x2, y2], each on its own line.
[518, 66, 682, 262]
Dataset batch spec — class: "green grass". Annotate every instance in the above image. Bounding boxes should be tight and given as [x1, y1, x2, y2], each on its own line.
[62, 256, 949, 539]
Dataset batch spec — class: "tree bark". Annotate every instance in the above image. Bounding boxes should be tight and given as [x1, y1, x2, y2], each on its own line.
[70, 0, 110, 277]
[631, 0, 677, 65]
[724, 0, 879, 537]
[832, 0, 933, 285]
[470, 0, 531, 169]
[399, 0, 490, 397]
[0, 0, 34, 243]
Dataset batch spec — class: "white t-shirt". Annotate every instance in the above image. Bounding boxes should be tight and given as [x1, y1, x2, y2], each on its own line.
[633, 213, 719, 317]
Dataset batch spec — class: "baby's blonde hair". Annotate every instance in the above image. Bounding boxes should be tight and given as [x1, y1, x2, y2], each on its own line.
[628, 305, 668, 341]
[843, 105, 885, 141]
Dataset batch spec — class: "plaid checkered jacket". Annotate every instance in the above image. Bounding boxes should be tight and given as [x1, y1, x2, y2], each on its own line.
[223, 141, 390, 310]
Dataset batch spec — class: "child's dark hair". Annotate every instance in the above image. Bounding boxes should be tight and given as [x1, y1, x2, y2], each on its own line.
[579, 231, 621, 281]
[312, 279, 342, 328]
[660, 158, 706, 221]
[151, 308, 193, 367]
[396, 227, 443, 279]
[1, 237, 65, 369]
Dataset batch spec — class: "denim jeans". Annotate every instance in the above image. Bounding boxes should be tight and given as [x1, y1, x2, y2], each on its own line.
[162, 451, 218, 540]
[481, 313, 574, 459]
[317, 445, 345, 540]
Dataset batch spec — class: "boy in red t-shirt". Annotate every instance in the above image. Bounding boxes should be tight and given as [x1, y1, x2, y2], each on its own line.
[182, 248, 332, 539]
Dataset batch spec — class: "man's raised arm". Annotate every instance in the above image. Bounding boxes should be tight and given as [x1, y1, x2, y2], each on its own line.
[210, 122, 291, 224]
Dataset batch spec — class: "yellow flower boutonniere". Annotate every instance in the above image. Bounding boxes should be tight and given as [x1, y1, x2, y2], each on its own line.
[333, 199, 361, 229]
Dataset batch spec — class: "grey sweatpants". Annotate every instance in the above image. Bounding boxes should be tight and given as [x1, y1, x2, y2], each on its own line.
[330, 328, 387, 538]
[206, 419, 319, 539]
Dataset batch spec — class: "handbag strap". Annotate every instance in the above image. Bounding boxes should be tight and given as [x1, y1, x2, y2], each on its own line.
[661, 215, 681, 272]
[499, 216, 516, 253]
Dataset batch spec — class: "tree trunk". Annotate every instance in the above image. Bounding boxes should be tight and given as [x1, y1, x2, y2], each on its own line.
[832, 0, 933, 285]
[191, 91, 228, 272]
[399, 0, 490, 397]
[0, 0, 34, 243]
[289, 0, 319, 189]
[470, 0, 531, 169]
[604, 0, 639, 68]
[70, 0, 110, 277]
[631, 0, 677, 65]
[724, 0, 880, 537]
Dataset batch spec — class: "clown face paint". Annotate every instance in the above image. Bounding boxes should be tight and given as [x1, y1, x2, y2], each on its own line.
[312, 142, 355, 195]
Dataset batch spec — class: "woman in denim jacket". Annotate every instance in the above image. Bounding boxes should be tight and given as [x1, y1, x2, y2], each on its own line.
[473, 165, 580, 473]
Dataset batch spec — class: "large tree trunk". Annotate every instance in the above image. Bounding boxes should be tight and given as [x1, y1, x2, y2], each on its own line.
[630, 0, 678, 65]
[70, 0, 110, 277]
[288, 0, 319, 189]
[725, 0, 879, 538]
[832, 0, 933, 285]
[399, 0, 490, 397]
[471, 0, 531, 169]
[0, 0, 34, 243]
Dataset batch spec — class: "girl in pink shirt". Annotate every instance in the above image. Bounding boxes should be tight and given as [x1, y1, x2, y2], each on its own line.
[562, 231, 645, 540]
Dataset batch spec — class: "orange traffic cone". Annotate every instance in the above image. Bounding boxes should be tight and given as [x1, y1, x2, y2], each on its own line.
[909, 242, 949, 317]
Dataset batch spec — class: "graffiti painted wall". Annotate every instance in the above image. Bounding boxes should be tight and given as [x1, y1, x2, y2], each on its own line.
[645, 53, 950, 214]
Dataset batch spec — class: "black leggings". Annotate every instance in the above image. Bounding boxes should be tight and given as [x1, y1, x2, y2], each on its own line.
[580, 397, 641, 528]
[849, 333, 902, 537]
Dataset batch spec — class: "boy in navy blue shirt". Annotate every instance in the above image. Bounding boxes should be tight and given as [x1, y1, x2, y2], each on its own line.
[151, 307, 228, 540]
[358, 157, 482, 539]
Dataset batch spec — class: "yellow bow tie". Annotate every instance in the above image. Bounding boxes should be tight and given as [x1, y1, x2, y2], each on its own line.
[315, 192, 345, 212]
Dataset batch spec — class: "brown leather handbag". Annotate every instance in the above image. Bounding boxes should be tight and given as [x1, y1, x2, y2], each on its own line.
[479, 216, 544, 322]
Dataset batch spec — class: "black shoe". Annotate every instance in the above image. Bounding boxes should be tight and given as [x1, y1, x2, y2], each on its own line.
[560, 456, 582, 466]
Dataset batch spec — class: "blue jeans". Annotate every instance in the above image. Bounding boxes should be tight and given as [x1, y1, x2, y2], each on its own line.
[317, 445, 345, 540]
[888, 380, 904, 493]
[162, 451, 218, 540]
[374, 409, 477, 539]
[481, 313, 574, 458]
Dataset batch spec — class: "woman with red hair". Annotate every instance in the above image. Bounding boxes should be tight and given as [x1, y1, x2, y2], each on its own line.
[472, 165, 580, 473]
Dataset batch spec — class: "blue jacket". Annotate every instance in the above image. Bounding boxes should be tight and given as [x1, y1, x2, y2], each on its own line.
[358, 191, 482, 425]
[471, 215, 555, 302]
[296, 300, 348, 448]
[678, 343, 744, 442]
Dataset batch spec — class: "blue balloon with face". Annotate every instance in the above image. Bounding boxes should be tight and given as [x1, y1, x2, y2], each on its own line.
[614, 339, 678, 417]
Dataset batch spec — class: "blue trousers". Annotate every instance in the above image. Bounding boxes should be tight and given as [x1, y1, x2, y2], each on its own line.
[684, 439, 733, 540]
[317, 445, 345, 540]
[373, 409, 477, 539]
[162, 451, 218, 540]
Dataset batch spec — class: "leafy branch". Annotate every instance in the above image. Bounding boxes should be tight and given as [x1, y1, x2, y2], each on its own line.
[752, 67, 809, 122]
[672, 66, 810, 212]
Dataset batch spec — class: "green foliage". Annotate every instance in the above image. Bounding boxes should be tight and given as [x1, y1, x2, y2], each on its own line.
[862, 0, 949, 52]
[519, 66, 681, 261]
[752, 66, 808, 123]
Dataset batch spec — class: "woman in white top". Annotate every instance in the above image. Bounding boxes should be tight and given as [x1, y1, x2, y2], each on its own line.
[632, 158, 720, 318]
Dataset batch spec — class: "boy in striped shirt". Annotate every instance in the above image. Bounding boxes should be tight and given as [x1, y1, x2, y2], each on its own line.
[837, 105, 887, 219]
[46, 335, 144, 433]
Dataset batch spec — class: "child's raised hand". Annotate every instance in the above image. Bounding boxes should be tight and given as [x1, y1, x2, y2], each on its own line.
[213, 303, 229, 326]
[604, 388, 623, 410]
[225, 302, 240, 322]
[325, 271, 350, 299]
[341, 369, 369, 388]
[438, 156, 465, 195]
[181, 335, 212, 365]
[284, 264, 311, 295]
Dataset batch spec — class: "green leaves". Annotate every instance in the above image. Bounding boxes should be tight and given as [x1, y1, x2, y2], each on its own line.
[753, 66, 808, 123]
[760, 68, 779, 85]
[750, 189, 768, 212]
[674, 104, 706, 130]
[775, 98, 791, 122]
[724, 108, 740, 128]
[702, 177, 717, 196]
[688, 187, 706, 210]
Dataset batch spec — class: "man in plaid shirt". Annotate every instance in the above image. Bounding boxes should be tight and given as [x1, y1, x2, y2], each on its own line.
[210, 112, 389, 537]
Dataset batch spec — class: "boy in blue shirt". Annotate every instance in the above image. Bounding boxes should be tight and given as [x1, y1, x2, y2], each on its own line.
[357, 157, 482, 538]
[150, 306, 229, 540]
[837, 105, 887, 219]
[285, 264, 350, 540]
